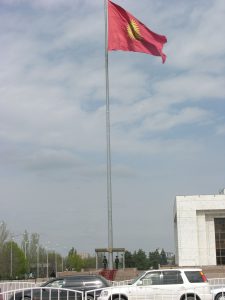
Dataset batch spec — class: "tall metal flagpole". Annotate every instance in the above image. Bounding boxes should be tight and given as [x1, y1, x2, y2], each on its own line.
[104, 0, 113, 270]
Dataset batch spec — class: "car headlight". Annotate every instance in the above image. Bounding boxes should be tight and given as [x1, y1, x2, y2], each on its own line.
[100, 290, 109, 297]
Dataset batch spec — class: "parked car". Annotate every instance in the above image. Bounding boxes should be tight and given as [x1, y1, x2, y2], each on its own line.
[99, 268, 212, 300]
[8, 275, 110, 300]
[211, 286, 225, 300]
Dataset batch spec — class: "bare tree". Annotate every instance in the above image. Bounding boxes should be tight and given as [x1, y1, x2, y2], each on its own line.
[0, 221, 10, 278]
[0, 221, 10, 247]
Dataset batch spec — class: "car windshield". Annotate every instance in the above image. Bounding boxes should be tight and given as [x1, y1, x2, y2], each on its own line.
[130, 272, 146, 285]
[42, 279, 64, 288]
[99, 276, 111, 287]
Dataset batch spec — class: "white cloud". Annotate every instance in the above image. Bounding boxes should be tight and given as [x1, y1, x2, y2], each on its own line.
[153, 74, 225, 103]
[167, 0, 225, 69]
[0, 0, 82, 9]
[141, 107, 212, 133]
[216, 125, 225, 136]
[0, 0, 225, 254]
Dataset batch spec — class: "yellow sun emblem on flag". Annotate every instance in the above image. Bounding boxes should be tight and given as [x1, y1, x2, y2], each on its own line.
[127, 19, 142, 40]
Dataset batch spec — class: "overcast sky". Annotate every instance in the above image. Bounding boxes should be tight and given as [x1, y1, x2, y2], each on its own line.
[0, 0, 225, 256]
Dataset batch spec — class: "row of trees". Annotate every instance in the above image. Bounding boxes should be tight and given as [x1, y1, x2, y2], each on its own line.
[125, 248, 174, 270]
[0, 221, 95, 279]
[0, 221, 174, 279]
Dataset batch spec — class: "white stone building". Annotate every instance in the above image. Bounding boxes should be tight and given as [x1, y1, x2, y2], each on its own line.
[174, 190, 225, 266]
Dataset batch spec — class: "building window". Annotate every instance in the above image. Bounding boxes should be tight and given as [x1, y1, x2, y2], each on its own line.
[214, 218, 225, 265]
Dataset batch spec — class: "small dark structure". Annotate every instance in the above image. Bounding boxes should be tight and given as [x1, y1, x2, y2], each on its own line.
[95, 248, 125, 270]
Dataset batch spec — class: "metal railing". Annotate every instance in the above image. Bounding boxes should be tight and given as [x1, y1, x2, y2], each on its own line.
[109, 280, 132, 286]
[209, 279, 225, 286]
[0, 287, 83, 300]
[1, 281, 224, 300]
[0, 282, 37, 293]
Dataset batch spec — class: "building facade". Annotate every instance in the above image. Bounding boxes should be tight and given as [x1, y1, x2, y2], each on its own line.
[174, 191, 225, 266]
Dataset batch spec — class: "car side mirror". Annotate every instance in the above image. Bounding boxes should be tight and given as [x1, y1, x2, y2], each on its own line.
[142, 279, 152, 286]
[136, 280, 143, 286]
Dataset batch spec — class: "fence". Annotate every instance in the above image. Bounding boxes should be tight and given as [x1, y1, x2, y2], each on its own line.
[0, 285, 213, 300]
[1, 279, 225, 300]
[110, 280, 132, 286]
[0, 287, 83, 300]
[0, 282, 37, 293]
[208, 278, 225, 286]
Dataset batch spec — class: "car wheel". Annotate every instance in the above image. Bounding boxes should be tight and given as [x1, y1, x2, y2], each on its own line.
[181, 296, 195, 300]
[21, 297, 31, 300]
[215, 293, 225, 300]
[113, 297, 127, 300]
[186, 297, 195, 300]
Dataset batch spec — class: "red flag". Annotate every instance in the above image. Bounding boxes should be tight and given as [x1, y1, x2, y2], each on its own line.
[108, 0, 167, 63]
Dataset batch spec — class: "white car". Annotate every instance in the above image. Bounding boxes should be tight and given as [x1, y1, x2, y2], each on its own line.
[99, 268, 212, 300]
[211, 287, 225, 300]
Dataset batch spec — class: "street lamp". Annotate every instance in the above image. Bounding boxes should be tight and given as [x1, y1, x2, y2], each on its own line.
[36, 243, 39, 279]
[46, 242, 67, 276]
[61, 256, 64, 272]
[55, 244, 68, 274]
[10, 236, 13, 278]
[46, 248, 49, 279]
[10, 233, 23, 278]
[61, 246, 68, 272]
[24, 240, 29, 259]
[55, 250, 57, 275]
[45, 244, 50, 279]
[54, 243, 61, 276]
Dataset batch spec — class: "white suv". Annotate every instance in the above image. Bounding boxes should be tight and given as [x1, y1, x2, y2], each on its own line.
[99, 268, 212, 300]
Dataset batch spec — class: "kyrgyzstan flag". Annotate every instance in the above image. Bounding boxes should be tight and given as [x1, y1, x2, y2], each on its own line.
[108, 0, 167, 63]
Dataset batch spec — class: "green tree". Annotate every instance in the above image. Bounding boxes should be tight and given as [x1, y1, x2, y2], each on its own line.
[149, 249, 161, 269]
[125, 250, 135, 268]
[0, 221, 9, 247]
[29, 233, 39, 263]
[38, 246, 49, 277]
[48, 250, 56, 274]
[0, 241, 26, 279]
[133, 249, 148, 270]
[66, 248, 84, 271]
[83, 255, 96, 269]
[21, 230, 29, 259]
[0, 221, 10, 279]
[160, 249, 168, 265]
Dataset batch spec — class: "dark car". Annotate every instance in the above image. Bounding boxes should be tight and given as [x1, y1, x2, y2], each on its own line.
[9, 275, 110, 300]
